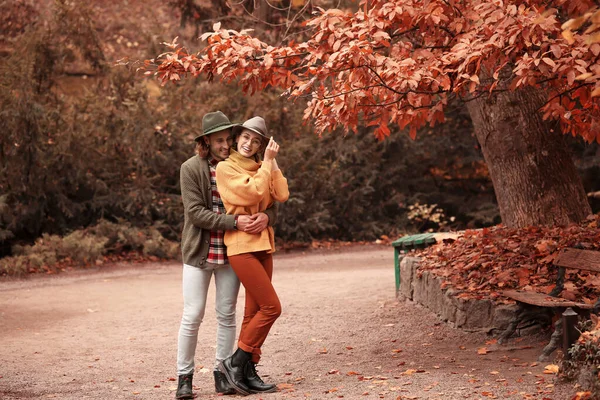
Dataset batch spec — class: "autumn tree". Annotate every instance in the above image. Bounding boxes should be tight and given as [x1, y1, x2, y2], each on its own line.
[168, 0, 315, 41]
[149, 0, 600, 228]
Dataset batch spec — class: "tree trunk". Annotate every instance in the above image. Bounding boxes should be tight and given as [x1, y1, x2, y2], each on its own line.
[466, 86, 591, 228]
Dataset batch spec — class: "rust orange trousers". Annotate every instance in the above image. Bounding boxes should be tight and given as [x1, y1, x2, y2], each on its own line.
[228, 251, 281, 363]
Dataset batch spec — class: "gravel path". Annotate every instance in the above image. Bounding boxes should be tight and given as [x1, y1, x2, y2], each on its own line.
[0, 245, 574, 399]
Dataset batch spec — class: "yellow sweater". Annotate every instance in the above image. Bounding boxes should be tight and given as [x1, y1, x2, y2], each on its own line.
[216, 150, 289, 256]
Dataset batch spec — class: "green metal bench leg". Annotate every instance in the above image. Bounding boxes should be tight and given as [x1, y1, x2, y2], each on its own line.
[394, 248, 401, 297]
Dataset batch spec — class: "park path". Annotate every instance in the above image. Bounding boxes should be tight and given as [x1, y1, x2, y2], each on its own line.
[0, 245, 573, 399]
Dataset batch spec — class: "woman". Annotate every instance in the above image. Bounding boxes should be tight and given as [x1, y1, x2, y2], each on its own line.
[215, 116, 289, 395]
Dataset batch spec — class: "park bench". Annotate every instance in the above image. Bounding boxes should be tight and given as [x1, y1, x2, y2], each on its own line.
[392, 233, 438, 296]
[392, 232, 461, 296]
[499, 248, 600, 361]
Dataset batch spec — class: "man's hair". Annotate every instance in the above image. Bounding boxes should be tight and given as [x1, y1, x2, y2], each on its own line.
[195, 139, 209, 158]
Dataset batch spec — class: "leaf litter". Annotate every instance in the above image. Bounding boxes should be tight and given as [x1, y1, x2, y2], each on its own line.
[415, 215, 600, 303]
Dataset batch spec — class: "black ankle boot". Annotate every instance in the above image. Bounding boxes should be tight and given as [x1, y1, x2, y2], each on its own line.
[214, 370, 236, 395]
[175, 372, 193, 399]
[218, 348, 252, 396]
[245, 362, 277, 393]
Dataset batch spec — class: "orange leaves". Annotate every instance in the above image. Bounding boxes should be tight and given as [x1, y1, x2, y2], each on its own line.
[144, 0, 600, 144]
[374, 122, 391, 141]
[535, 239, 558, 254]
[160, 36, 180, 49]
[549, 9, 600, 144]
[400, 368, 425, 375]
[562, 29, 576, 45]
[417, 215, 600, 302]
[543, 364, 559, 374]
[572, 392, 593, 400]
[277, 382, 295, 390]
[514, 267, 532, 287]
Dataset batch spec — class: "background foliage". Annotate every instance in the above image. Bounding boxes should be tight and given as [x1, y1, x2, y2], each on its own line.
[0, 0, 598, 274]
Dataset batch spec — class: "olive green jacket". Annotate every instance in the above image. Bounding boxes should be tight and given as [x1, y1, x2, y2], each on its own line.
[180, 154, 277, 268]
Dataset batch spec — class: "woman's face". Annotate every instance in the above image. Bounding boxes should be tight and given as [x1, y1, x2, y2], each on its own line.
[236, 129, 264, 158]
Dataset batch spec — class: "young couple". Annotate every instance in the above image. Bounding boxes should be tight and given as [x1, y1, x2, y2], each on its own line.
[176, 111, 289, 398]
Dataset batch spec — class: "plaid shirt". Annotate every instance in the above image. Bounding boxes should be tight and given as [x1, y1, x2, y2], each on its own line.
[207, 155, 228, 264]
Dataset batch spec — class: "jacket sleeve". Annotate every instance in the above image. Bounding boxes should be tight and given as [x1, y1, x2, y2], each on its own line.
[263, 203, 278, 226]
[180, 161, 236, 231]
[270, 170, 290, 203]
[216, 161, 272, 207]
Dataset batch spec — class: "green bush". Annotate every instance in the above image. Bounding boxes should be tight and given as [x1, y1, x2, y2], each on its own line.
[0, 9, 187, 250]
[0, 220, 180, 276]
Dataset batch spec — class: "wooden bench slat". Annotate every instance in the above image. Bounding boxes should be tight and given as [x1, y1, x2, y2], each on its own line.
[554, 248, 600, 272]
[503, 290, 593, 309]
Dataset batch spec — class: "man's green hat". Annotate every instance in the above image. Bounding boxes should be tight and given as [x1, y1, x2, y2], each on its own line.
[194, 111, 238, 142]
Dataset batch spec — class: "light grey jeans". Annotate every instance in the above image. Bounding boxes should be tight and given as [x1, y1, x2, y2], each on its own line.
[177, 263, 240, 375]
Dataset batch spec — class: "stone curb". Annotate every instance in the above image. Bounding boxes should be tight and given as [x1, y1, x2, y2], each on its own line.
[399, 256, 517, 333]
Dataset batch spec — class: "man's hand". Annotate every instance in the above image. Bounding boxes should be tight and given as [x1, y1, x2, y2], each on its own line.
[243, 212, 270, 234]
[236, 215, 253, 232]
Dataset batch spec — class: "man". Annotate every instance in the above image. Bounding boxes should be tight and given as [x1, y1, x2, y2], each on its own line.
[176, 111, 276, 399]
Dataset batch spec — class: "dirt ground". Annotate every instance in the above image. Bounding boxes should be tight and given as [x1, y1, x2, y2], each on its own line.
[0, 244, 576, 399]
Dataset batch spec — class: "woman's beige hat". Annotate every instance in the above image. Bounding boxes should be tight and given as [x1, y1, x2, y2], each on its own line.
[233, 116, 269, 139]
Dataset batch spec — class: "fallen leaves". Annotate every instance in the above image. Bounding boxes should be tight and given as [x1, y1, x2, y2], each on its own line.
[400, 369, 426, 375]
[543, 364, 559, 374]
[277, 383, 294, 390]
[477, 347, 488, 355]
[573, 391, 593, 400]
[417, 217, 600, 303]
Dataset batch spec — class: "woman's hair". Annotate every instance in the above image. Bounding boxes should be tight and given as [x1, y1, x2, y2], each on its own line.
[232, 128, 268, 161]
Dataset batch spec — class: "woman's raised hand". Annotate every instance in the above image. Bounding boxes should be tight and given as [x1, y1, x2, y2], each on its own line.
[263, 137, 279, 162]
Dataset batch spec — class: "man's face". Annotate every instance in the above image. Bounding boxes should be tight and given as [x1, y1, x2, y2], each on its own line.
[204, 129, 233, 161]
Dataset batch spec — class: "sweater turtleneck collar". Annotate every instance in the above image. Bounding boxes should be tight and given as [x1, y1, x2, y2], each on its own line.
[229, 149, 261, 171]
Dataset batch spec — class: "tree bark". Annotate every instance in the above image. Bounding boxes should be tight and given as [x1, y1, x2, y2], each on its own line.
[466, 86, 591, 228]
